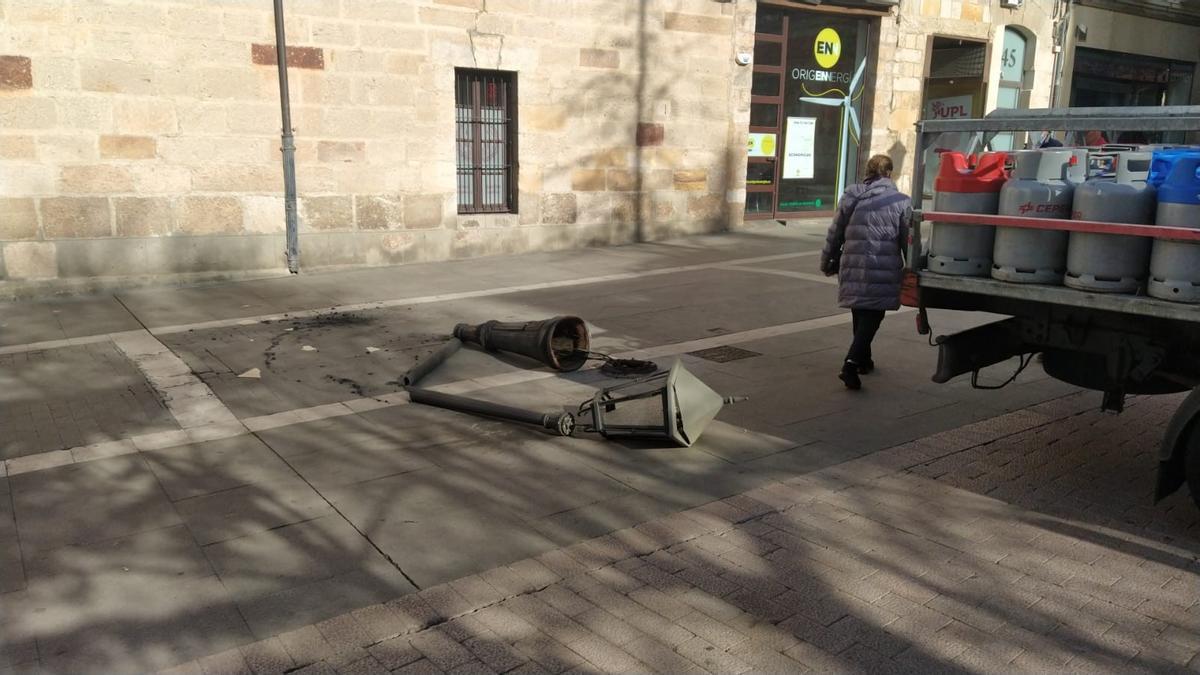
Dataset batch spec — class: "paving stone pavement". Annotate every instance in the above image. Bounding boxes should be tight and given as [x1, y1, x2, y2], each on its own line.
[1, 227, 1197, 674]
[0, 341, 177, 460]
[154, 394, 1200, 675]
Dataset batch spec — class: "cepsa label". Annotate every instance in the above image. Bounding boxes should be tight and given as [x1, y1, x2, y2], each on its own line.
[1018, 202, 1071, 215]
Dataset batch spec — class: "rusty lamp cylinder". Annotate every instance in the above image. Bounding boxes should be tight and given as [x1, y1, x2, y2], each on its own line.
[453, 316, 590, 372]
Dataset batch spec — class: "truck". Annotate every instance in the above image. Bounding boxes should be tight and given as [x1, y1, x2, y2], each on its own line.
[903, 105, 1200, 510]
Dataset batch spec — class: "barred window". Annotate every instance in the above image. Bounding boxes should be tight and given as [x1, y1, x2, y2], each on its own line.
[455, 69, 517, 214]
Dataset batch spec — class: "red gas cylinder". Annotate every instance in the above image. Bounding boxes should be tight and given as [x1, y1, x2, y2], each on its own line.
[928, 152, 1009, 276]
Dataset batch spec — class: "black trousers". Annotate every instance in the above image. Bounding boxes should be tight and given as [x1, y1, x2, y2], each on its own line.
[846, 309, 885, 366]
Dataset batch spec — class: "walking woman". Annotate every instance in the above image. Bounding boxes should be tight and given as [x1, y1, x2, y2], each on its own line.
[819, 154, 911, 390]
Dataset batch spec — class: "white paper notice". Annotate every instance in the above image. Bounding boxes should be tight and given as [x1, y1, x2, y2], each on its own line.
[782, 117, 816, 180]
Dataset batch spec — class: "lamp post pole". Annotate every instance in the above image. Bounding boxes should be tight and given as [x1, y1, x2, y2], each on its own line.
[406, 388, 577, 437]
[272, 0, 299, 274]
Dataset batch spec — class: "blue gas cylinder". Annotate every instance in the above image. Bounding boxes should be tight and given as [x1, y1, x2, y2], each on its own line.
[1149, 153, 1200, 303]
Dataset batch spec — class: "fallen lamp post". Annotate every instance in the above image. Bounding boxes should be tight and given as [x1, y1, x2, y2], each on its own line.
[578, 360, 746, 447]
[401, 316, 744, 446]
[453, 315, 590, 371]
[401, 316, 587, 437]
[400, 338, 462, 387]
[406, 387, 577, 436]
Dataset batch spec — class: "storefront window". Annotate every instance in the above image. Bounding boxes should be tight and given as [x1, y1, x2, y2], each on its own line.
[750, 103, 779, 128]
[745, 192, 774, 215]
[756, 8, 785, 36]
[1070, 47, 1196, 143]
[777, 17, 871, 212]
[754, 41, 783, 67]
[744, 6, 875, 219]
[752, 72, 781, 97]
[746, 162, 775, 186]
[1072, 47, 1195, 107]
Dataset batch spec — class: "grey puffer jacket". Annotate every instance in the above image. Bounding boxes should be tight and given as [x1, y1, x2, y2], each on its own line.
[820, 177, 911, 311]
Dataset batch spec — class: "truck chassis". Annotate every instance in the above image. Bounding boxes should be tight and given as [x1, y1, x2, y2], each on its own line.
[905, 106, 1200, 508]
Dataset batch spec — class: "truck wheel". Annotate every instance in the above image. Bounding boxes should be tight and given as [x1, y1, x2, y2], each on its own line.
[1188, 429, 1200, 511]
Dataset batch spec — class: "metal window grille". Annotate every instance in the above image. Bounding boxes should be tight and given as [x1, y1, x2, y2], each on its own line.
[455, 69, 517, 214]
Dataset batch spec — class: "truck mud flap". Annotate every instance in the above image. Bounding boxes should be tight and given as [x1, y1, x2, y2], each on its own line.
[933, 318, 1026, 384]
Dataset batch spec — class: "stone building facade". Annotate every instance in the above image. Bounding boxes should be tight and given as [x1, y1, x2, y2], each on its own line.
[0, 0, 1192, 292]
[1, 0, 755, 291]
[872, 0, 1057, 191]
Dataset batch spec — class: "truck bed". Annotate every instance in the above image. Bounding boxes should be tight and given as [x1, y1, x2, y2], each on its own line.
[918, 272, 1200, 324]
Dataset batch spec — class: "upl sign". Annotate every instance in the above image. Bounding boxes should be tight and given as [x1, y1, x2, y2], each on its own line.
[931, 100, 969, 119]
[926, 95, 973, 120]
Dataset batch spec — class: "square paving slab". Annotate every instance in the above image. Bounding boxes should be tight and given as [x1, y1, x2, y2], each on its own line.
[143, 434, 298, 502]
[11, 455, 183, 560]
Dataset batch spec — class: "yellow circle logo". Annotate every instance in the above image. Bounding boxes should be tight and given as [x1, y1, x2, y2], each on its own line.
[814, 28, 841, 69]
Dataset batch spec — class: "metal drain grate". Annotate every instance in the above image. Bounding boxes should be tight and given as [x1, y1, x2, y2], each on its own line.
[688, 345, 762, 363]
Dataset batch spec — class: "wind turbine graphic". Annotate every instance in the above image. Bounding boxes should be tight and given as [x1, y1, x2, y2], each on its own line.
[800, 58, 867, 202]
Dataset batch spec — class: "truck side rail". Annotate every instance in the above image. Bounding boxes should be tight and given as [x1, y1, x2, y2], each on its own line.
[907, 210, 1200, 275]
[917, 273, 1200, 324]
[920, 211, 1200, 242]
[915, 105, 1200, 134]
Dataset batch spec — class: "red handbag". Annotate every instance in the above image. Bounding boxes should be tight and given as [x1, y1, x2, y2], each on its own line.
[899, 270, 921, 308]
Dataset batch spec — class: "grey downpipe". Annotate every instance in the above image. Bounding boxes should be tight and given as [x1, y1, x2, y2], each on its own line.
[1050, 0, 1072, 108]
[273, 0, 299, 274]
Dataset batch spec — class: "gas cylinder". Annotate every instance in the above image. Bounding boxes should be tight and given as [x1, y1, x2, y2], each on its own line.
[1148, 153, 1200, 303]
[992, 148, 1088, 284]
[927, 152, 1008, 276]
[1148, 148, 1200, 188]
[1065, 151, 1156, 293]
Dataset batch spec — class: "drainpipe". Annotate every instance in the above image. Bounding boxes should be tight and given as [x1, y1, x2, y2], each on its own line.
[1050, 0, 1073, 109]
[272, 0, 299, 274]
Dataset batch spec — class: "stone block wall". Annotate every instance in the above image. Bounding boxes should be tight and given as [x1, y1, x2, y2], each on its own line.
[867, 0, 1058, 194]
[0, 0, 744, 286]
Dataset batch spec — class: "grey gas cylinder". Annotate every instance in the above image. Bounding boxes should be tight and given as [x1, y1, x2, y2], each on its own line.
[1149, 153, 1200, 303]
[928, 152, 1008, 276]
[1064, 152, 1156, 293]
[992, 148, 1087, 284]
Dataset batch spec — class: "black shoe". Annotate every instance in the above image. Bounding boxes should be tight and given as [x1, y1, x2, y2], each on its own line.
[839, 363, 862, 390]
[857, 360, 875, 375]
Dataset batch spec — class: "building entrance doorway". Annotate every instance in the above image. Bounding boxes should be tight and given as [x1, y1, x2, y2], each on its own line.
[917, 36, 989, 201]
[746, 5, 875, 220]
